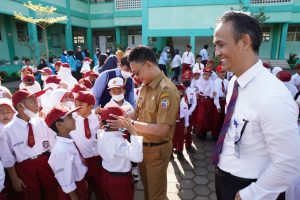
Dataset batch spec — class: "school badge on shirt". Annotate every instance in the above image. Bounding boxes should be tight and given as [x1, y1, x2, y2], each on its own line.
[43, 140, 49, 150]
[161, 99, 169, 109]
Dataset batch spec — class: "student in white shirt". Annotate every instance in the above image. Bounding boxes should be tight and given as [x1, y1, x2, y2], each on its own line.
[193, 55, 205, 72]
[212, 65, 228, 141]
[213, 11, 300, 200]
[291, 63, 300, 90]
[0, 98, 15, 199]
[199, 44, 209, 66]
[171, 49, 181, 83]
[19, 74, 41, 94]
[72, 91, 103, 200]
[276, 70, 298, 98]
[181, 44, 195, 75]
[97, 106, 143, 200]
[0, 89, 58, 200]
[46, 106, 88, 200]
[20, 59, 34, 80]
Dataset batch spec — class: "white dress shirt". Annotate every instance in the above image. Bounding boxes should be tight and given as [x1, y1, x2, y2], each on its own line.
[105, 99, 134, 115]
[283, 82, 298, 98]
[218, 60, 300, 200]
[199, 48, 209, 61]
[171, 54, 182, 68]
[0, 116, 56, 168]
[48, 136, 87, 194]
[97, 130, 143, 173]
[191, 77, 214, 98]
[179, 98, 190, 127]
[0, 161, 4, 192]
[213, 77, 229, 109]
[70, 111, 99, 158]
[181, 51, 195, 66]
[185, 87, 197, 115]
[19, 81, 41, 94]
[211, 71, 218, 81]
[193, 63, 204, 71]
[291, 73, 300, 90]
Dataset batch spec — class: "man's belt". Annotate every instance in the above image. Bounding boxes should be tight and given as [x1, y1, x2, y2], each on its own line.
[143, 141, 168, 147]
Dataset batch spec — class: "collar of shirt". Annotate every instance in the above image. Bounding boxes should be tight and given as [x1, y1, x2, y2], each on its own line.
[103, 130, 123, 137]
[15, 116, 29, 128]
[56, 136, 74, 144]
[148, 72, 164, 89]
[236, 60, 262, 89]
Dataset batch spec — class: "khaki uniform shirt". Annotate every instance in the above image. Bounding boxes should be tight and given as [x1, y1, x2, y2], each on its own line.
[135, 72, 180, 143]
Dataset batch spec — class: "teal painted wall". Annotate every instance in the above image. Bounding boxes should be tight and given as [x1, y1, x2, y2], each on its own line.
[0, 15, 10, 61]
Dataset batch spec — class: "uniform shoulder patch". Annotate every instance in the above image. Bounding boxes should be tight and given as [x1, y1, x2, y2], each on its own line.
[161, 99, 169, 109]
[160, 92, 170, 99]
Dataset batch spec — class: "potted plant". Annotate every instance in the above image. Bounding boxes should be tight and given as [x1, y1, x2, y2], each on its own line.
[287, 53, 298, 68]
[13, 56, 19, 65]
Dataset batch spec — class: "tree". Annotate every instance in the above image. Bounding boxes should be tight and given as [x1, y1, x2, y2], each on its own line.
[14, 1, 67, 58]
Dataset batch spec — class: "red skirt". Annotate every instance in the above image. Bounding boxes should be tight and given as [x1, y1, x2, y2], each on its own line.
[85, 156, 103, 200]
[182, 63, 192, 75]
[194, 96, 213, 134]
[172, 118, 185, 152]
[211, 97, 226, 138]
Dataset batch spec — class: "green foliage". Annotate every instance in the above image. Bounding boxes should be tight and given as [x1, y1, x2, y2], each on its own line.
[212, 56, 221, 67]
[13, 56, 19, 61]
[287, 53, 299, 68]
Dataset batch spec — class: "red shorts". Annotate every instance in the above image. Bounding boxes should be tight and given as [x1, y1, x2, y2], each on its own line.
[57, 178, 88, 200]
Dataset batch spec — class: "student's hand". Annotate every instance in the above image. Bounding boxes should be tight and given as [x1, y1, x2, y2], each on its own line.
[95, 106, 102, 115]
[12, 177, 26, 192]
[69, 191, 79, 200]
[108, 114, 137, 135]
[235, 192, 242, 200]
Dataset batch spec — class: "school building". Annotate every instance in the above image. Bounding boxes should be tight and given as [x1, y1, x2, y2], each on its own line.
[0, 0, 300, 64]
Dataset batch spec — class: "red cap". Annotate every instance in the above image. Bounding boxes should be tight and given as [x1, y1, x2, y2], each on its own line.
[37, 67, 52, 75]
[22, 74, 35, 84]
[83, 71, 99, 79]
[45, 75, 61, 84]
[12, 89, 46, 107]
[0, 98, 14, 111]
[216, 65, 225, 73]
[45, 105, 81, 128]
[176, 84, 186, 91]
[100, 106, 124, 121]
[71, 84, 87, 94]
[263, 62, 271, 69]
[206, 60, 215, 67]
[22, 67, 33, 74]
[54, 61, 62, 67]
[61, 63, 70, 68]
[295, 63, 300, 70]
[203, 67, 213, 74]
[181, 70, 193, 81]
[79, 78, 93, 89]
[61, 91, 74, 102]
[277, 71, 291, 82]
[74, 91, 95, 105]
[84, 57, 91, 62]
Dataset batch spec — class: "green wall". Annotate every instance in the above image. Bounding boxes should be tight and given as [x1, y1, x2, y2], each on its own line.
[0, 14, 10, 61]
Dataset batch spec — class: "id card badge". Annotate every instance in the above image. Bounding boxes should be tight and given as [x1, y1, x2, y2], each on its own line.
[234, 135, 240, 159]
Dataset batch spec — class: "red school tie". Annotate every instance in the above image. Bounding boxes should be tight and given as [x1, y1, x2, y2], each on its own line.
[221, 81, 225, 94]
[212, 80, 239, 165]
[27, 123, 35, 148]
[84, 118, 91, 139]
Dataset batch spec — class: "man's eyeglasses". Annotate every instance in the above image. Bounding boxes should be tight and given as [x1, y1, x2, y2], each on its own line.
[133, 62, 146, 77]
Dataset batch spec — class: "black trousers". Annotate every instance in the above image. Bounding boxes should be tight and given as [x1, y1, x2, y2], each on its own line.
[171, 66, 180, 82]
[215, 166, 285, 200]
[158, 64, 168, 77]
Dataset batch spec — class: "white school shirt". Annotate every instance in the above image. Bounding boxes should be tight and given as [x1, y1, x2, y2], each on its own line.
[181, 51, 195, 66]
[179, 98, 190, 127]
[19, 81, 42, 94]
[48, 136, 87, 194]
[211, 71, 218, 81]
[171, 54, 181, 68]
[291, 73, 300, 90]
[213, 77, 229, 109]
[192, 77, 214, 98]
[185, 87, 197, 115]
[97, 130, 143, 173]
[283, 82, 298, 98]
[104, 99, 134, 115]
[0, 117, 56, 168]
[0, 123, 4, 192]
[70, 111, 99, 158]
[199, 48, 209, 61]
[218, 60, 300, 200]
[193, 63, 204, 72]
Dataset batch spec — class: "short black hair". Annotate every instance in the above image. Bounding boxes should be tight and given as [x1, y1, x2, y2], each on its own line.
[196, 55, 202, 59]
[128, 45, 157, 65]
[49, 118, 64, 134]
[204, 44, 208, 49]
[121, 56, 130, 68]
[217, 11, 262, 54]
[24, 58, 30, 62]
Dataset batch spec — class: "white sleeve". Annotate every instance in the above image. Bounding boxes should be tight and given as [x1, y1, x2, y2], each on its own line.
[115, 136, 143, 163]
[48, 151, 76, 194]
[0, 161, 4, 192]
[240, 95, 300, 200]
[0, 129, 16, 168]
[184, 111, 189, 127]
[191, 54, 195, 66]
[188, 92, 197, 115]
[213, 81, 221, 109]
[181, 53, 185, 64]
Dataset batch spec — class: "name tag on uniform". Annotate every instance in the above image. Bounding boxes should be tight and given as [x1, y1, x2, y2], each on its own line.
[234, 135, 240, 159]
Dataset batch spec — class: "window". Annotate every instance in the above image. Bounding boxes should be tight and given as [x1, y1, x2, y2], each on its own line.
[37, 26, 43, 42]
[261, 26, 271, 42]
[132, 35, 135, 45]
[287, 25, 300, 42]
[16, 22, 28, 42]
[74, 36, 85, 44]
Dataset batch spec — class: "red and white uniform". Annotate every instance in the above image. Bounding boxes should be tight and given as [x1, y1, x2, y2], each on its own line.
[0, 117, 58, 200]
[291, 73, 300, 90]
[48, 136, 88, 200]
[97, 130, 143, 200]
[105, 99, 134, 115]
[185, 87, 197, 148]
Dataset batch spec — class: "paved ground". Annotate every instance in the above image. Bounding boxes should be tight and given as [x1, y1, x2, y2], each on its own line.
[134, 134, 217, 200]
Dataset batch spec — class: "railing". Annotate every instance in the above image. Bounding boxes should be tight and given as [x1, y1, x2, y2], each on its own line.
[250, 0, 292, 4]
[115, 0, 141, 10]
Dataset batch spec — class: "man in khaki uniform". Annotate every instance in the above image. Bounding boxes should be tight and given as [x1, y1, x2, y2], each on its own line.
[107, 46, 180, 200]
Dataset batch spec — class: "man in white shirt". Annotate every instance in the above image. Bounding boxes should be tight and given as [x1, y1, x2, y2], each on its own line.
[213, 11, 300, 200]
[181, 44, 195, 75]
[199, 44, 209, 66]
